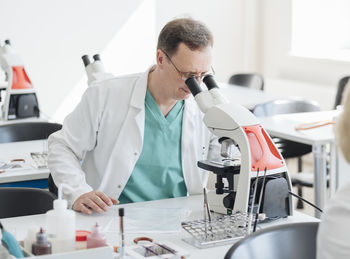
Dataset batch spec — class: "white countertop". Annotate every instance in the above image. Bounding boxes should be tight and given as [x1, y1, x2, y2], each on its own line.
[257, 110, 338, 145]
[0, 140, 49, 183]
[1, 195, 319, 259]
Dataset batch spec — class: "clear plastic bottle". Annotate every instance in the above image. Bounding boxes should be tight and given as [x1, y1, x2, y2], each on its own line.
[46, 184, 76, 253]
[87, 223, 107, 249]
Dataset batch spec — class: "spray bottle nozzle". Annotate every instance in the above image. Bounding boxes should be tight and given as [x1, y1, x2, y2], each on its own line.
[54, 183, 75, 210]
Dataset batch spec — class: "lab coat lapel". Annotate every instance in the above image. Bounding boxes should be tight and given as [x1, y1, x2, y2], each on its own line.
[99, 69, 148, 197]
[182, 97, 205, 194]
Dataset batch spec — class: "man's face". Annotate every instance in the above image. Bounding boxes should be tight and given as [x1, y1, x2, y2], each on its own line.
[159, 43, 213, 100]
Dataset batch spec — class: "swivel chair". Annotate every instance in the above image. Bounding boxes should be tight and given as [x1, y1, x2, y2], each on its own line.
[228, 73, 264, 91]
[0, 122, 62, 143]
[0, 187, 56, 218]
[253, 98, 321, 209]
[224, 222, 319, 259]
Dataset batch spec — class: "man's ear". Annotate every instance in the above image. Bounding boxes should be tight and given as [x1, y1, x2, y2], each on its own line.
[156, 49, 165, 67]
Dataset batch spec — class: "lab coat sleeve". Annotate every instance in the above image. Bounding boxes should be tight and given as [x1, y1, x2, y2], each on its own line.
[48, 85, 104, 207]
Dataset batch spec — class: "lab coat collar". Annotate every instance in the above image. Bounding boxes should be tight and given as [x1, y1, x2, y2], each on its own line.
[130, 66, 153, 110]
[130, 65, 198, 115]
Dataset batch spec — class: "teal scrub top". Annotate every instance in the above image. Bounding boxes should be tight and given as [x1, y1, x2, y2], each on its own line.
[118, 90, 187, 204]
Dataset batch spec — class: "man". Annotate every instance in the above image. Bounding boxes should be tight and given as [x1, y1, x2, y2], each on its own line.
[48, 18, 219, 214]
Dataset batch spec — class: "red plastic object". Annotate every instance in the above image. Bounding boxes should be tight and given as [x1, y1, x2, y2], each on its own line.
[11, 66, 33, 89]
[243, 124, 284, 172]
[76, 230, 91, 241]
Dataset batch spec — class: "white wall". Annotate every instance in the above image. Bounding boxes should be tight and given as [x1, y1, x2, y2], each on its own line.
[155, 0, 245, 82]
[0, 0, 246, 122]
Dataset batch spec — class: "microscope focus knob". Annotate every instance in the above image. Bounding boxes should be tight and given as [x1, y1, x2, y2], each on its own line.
[223, 192, 236, 210]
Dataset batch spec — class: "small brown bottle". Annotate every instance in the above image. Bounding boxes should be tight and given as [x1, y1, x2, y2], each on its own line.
[32, 228, 52, 255]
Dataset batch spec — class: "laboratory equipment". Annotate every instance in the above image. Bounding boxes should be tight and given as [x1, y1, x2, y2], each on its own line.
[203, 187, 212, 223]
[46, 184, 76, 253]
[30, 152, 48, 169]
[0, 221, 24, 258]
[75, 230, 90, 250]
[253, 168, 267, 232]
[185, 75, 293, 219]
[81, 54, 114, 86]
[182, 212, 250, 249]
[31, 228, 52, 255]
[126, 236, 188, 258]
[0, 39, 40, 121]
[118, 208, 125, 258]
[247, 170, 259, 234]
[86, 223, 107, 249]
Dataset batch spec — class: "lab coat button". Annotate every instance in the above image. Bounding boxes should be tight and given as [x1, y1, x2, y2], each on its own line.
[117, 185, 122, 188]
[134, 152, 138, 156]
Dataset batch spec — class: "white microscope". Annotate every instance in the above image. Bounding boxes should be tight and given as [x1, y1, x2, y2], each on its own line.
[0, 39, 40, 121]
[81, 54, 114, 86]
[185, 75, 293, 219]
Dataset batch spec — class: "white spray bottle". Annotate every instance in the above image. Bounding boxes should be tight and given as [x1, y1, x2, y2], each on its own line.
[46, 184, 76, 253]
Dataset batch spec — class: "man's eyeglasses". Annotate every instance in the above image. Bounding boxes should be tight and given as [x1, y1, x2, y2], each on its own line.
[163, 51, 215, 81]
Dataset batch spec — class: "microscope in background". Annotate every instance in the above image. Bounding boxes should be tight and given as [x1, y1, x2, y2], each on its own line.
[0, 39, 40, 121]
[185, 75, 293, 220]
[81, 54, 114, 86]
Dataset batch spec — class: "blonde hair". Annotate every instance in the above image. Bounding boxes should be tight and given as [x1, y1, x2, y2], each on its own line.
[337, 79, 350, 162]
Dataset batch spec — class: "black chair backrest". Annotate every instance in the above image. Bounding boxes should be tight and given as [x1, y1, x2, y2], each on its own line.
[334, 76, 350, 109]
[228, 73, 264, 91]
[0, 188, 57, 218]
[224, 222, 319, 259]
[253, 98, 320, 158]
[0, 122, 62, 143]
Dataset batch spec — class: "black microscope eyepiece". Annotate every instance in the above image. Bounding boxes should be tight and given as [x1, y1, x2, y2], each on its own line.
[185, 76, 202, 97]
[81, 55, 91, 67]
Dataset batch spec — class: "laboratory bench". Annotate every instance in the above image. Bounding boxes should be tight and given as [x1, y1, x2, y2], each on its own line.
[1, 194, 319, 259]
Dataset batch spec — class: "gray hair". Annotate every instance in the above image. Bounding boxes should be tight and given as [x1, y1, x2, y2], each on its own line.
[157, 18, 213, 57]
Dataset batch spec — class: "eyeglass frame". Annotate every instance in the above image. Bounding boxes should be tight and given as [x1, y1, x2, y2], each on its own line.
[162, 50, 215, 81]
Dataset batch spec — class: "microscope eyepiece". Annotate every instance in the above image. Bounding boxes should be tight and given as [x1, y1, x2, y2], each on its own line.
[93, 54, 101, 61]
[203, 74, 219, 90]
[185, 76, 202, 97]
[82, 55, 91, 67]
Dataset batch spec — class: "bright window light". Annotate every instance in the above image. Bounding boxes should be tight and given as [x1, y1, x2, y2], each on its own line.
[291, 0, 350, 61]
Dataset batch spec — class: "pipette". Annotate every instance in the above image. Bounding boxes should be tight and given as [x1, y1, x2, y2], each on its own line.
[119, 208, 125, 258]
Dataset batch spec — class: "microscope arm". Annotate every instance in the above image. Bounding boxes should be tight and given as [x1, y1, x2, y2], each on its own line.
[185, 76, 290, 214]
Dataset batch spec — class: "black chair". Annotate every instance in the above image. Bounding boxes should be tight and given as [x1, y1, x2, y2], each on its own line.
[224, 222, 319, 259]
[0, 187, 57, 218]
[0, 122, 62, 143]
[334, 76, 350, 109]
[228, 73, 264, 91]
[253, 98, 321, 209]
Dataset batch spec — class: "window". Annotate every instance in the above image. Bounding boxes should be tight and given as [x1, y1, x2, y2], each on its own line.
[291, 0, 350, 61]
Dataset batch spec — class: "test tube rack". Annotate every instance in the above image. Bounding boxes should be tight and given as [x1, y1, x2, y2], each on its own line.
[181, 212, 251, 249]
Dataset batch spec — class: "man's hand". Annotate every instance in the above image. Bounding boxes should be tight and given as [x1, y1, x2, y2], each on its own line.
[73, 190, 119, 214]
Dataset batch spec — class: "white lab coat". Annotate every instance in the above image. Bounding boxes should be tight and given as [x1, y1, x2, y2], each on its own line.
[48, 68, 219, 207]
[317, 182, 350, 259]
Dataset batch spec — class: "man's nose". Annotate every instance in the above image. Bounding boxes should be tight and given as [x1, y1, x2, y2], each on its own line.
[195, 75, 202, 84]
